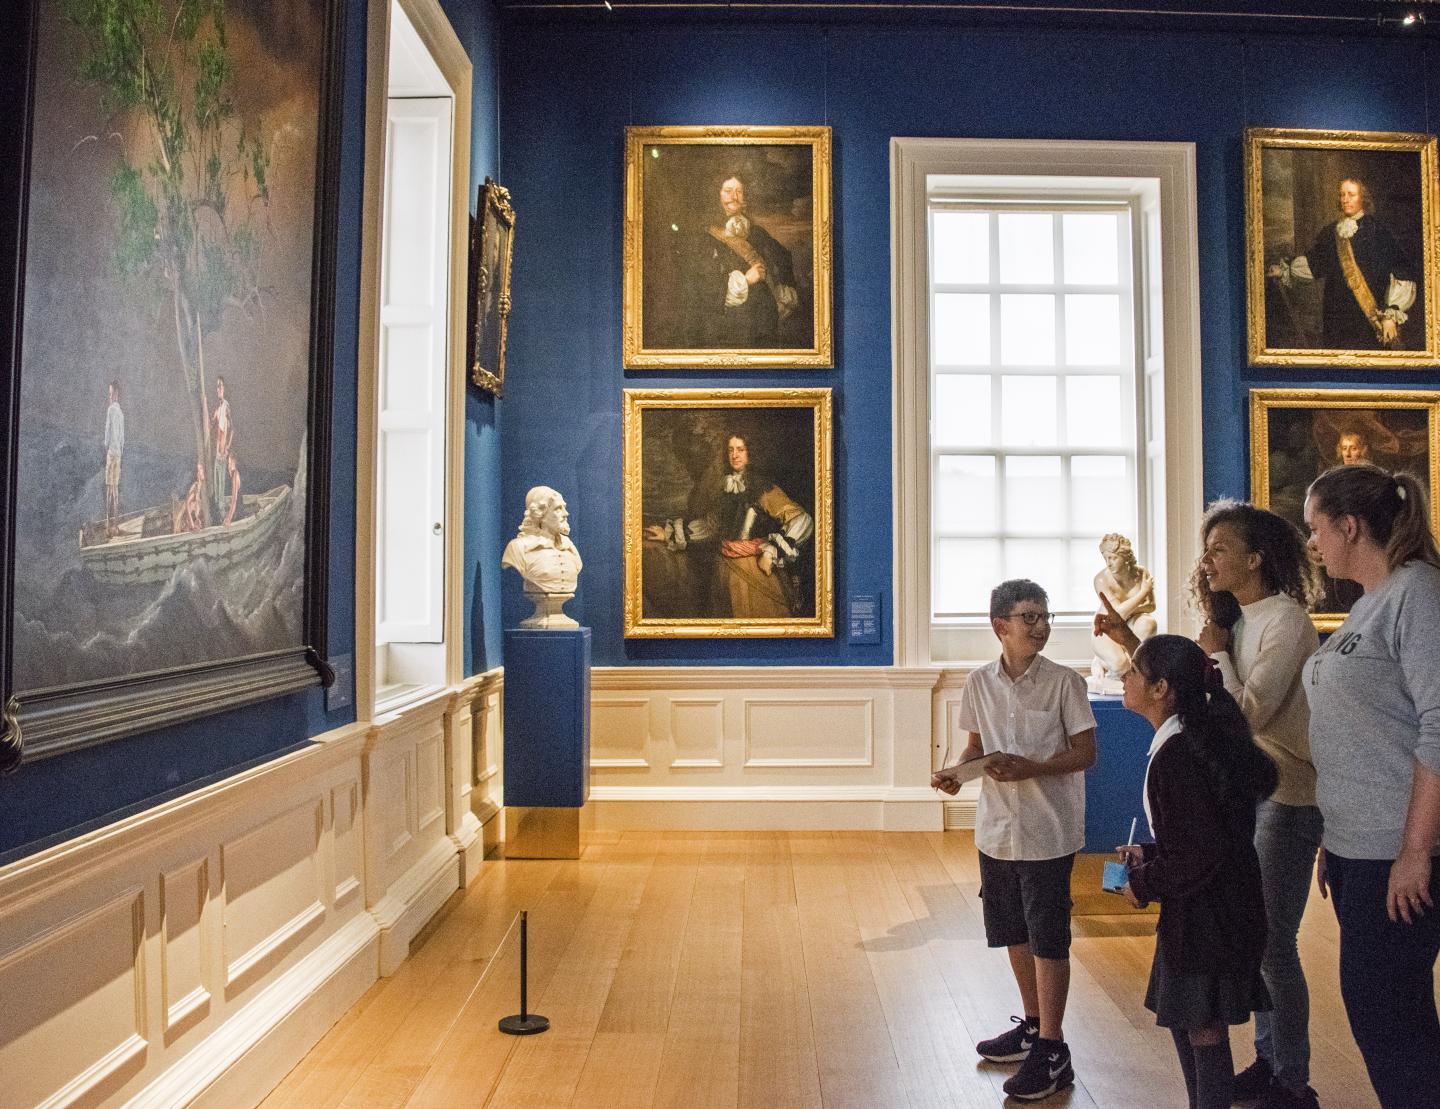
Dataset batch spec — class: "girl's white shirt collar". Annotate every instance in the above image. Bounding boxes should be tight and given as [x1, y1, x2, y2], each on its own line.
[1142, 714, 1183, 830]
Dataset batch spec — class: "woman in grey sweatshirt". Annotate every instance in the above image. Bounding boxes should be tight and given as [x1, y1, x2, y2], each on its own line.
[1303, 462, 1440, 1109]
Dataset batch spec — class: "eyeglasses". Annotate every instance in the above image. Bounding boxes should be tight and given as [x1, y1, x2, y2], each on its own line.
[1000, 611, 1053, 626]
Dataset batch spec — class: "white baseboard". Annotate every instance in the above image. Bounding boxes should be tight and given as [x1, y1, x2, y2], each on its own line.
[132, 913, 378, 1109]
[587, 787, 943, 832]
[371, 838, 461, 977]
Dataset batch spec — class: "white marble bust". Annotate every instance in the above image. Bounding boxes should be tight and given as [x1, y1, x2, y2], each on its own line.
[501, 486, 583, 628]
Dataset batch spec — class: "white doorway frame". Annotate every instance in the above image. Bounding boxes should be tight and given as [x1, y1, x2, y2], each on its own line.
[355, 0, 472, 718]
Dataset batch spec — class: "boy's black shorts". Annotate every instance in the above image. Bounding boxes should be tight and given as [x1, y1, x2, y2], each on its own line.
[977, 850, 1076, 960]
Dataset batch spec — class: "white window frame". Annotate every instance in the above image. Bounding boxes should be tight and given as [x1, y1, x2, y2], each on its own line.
[891, 139, 1203, 667]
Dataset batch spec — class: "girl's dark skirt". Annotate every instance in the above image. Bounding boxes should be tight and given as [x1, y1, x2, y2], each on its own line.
[1144, 943, 1270, 1029]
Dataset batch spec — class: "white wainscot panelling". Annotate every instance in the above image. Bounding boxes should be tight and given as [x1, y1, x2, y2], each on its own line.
[591, 697, 650, 768]
[669, 698, 723, 768]
[221, 801, 325, 993]
[378, 747, 416, 862]
[332, 781, 362, 908]
[744, 698, 874, 767]
[417, 728, 446, 834]
[161, 857, 210, 1039]
[587, 668, 944, 831]
[0, 889, 147, 1109]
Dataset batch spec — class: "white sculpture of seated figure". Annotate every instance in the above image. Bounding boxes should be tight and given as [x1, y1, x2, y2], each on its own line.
[501, 485, 583, 629]
[1090, 532, 1157, 691]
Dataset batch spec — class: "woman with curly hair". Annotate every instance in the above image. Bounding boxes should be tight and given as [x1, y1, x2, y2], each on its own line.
[1101, 500, 1322, 1106]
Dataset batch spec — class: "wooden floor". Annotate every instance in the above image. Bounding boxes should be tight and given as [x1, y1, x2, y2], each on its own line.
[264, 831, 1396, 1109]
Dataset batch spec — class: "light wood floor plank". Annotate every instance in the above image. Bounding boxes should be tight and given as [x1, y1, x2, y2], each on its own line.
[483, 841, 657, 1108]
[737, 832, 823, 1109]
[650, 835, 749, 1109]
[789, 832, 911, 1109]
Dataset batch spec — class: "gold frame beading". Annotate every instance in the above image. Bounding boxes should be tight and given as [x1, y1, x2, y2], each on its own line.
[470, 176, 514, 395]
[1250, 387, 1440, 631]
[623, 388, 834, 637]
[1244, 127, 1440, 368]
[622, 125, 834, 369]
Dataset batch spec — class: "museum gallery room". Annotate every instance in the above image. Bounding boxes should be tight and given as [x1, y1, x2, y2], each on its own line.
[5, 0, 1440, 1105]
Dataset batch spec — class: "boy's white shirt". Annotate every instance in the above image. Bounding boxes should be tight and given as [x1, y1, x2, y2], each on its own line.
[956, 654, 1097, 861]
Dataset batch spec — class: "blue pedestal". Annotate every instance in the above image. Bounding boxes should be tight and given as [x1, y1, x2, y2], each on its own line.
[503, 628, 590, 807]
[1083, 694, 1154, 852]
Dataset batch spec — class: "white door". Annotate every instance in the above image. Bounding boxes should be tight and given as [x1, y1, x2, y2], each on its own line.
[376, 95, 453, 645]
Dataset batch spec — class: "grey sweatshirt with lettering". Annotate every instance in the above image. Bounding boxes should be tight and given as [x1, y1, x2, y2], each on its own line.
[1304, 561, 1440, 860]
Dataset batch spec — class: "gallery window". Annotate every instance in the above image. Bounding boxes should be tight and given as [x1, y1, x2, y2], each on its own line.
[928, 202, 1140, 624]
[891, 139, 1204, 665]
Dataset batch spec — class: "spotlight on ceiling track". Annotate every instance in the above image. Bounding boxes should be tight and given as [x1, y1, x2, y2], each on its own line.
[603, 0, 613, 9]
[1377, 7, 1425, 28]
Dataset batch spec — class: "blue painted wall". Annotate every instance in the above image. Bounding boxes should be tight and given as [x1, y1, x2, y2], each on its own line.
[442, 0, 506, 676]
[497, 19, 1440, 667]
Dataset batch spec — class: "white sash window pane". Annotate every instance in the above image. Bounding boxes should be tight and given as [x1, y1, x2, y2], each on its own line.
[1065, 293, 1122, 365]
[933, 211, 990, 284]
[1004, 455, 1062, 535]
[934, 293, 991, 365]
[998, 213, 1054, 284]
[1068, 537, 1106, 613]
[934, 375, 993, 447]
[1072, 455, 1131, 534]
[1001, 294, 1056, 365]
[1064, 374, 1122, 447]
[1005, 539, 1065, 600]
[936, 455, 997, 533]
[1001, 375, 1057, 446]
[1063, 213, 1120, 285]
[935, 539, 1001, 614]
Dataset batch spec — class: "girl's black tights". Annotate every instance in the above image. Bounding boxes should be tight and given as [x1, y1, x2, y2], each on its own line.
[1169, 1028, 1233, 1109]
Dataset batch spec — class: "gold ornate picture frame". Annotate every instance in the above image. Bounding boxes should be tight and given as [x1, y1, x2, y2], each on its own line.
[623, 126, 833, 369]
[1245, 128, 1439, 368]
[470, 176, 514, 395]
[1250, 387, 1440, 630]
[623, 388, 833, 637]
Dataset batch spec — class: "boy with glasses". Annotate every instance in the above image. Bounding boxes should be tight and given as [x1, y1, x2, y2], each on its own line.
[933, 579, 1097, 1101]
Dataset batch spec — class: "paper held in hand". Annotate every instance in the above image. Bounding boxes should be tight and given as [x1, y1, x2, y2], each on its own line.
[932, 751, 1006, 787]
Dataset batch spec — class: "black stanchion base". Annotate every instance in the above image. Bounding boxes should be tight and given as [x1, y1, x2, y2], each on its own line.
[498, 1013, 550, 1035]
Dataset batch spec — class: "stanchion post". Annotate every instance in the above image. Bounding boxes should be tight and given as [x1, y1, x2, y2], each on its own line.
[498, 911, 549, 1035]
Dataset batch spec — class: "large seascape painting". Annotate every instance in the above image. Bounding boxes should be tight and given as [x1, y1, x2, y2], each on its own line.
[2, 0, 342, 762]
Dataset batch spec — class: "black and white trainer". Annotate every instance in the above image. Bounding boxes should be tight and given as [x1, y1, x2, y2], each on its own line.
[975, 1015, 1039, 1063]
[1001, 1037, 1075, 1101]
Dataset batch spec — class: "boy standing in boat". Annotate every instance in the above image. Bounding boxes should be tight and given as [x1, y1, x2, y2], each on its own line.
[211, 376, 233, 516]
[103, 381, 124, 536]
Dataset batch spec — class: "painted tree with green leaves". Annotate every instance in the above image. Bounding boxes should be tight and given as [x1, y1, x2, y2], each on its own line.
[66, 0, 271, 525]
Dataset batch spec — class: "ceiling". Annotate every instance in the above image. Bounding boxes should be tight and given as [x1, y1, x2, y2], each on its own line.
[498, 0, 1440, 37]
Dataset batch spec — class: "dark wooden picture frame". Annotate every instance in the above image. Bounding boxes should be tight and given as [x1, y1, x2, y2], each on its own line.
[470, 177, 515, 396]
[0, 0, 345, 768]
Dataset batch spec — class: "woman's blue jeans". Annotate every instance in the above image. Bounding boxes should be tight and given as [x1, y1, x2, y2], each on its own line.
[1252, 800, 1323, 1091]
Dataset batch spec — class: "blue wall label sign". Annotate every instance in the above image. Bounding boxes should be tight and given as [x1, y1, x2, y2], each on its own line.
[848, 594, 881, 644]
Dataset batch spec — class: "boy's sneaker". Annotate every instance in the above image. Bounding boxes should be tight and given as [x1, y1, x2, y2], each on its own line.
[1002, 1038, 1074, 1101]
[975, 1015, 1038, 1062]
[1233, 1057, 1274, 1101]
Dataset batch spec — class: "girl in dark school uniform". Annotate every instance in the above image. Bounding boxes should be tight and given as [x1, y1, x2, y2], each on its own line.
[1117, 634, 1278, 1109]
